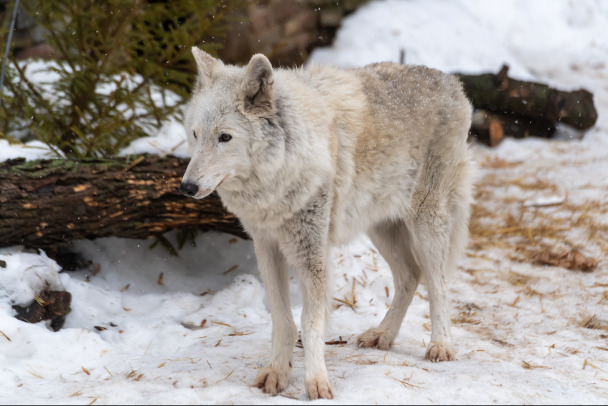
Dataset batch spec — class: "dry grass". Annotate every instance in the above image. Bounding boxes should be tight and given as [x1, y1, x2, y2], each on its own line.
[392, 376, 425, 389]
[468, 159, 607, 263]
[452, 302, 482, 325]
[462, 155, 607, 353]
[333, 278, 357, 312]
[521, 360, 548, 370]
[0, 329, 10, 342]
[581, 315, 608, 332]
[215, 370, 234, 384]
[452, 311, 481, 325]
[479, 156, 523, 169]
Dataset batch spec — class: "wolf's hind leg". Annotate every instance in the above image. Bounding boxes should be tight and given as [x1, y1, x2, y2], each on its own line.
[358, 219, 420, 350]
[410, 212, 460, 362]
[418, 154, 473, 362]
[252, 236, 297, 395]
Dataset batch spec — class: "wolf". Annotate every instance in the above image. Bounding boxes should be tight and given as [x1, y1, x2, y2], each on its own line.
[179, 47, 474, 400]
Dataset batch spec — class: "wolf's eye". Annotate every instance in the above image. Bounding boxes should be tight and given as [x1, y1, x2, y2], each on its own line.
[218, 133, 232, 143]
[193, 130, 197, 140]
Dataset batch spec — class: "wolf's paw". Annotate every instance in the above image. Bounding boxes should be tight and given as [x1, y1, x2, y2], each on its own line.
[306, 375, 333, 400]
[425, 341, 455, 362]
[254, 366, 290, 395]
[357, 327, 393, 350]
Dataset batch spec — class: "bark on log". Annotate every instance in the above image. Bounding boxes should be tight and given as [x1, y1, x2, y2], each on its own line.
[0, 155, 248, 249]
[457, 64, 598, 130]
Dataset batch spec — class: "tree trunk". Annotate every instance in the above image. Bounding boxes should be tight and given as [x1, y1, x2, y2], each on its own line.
[0, 155, 248, 249]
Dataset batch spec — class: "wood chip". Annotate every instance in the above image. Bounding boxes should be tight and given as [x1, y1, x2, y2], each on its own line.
[325, 338, 348, 345]
[532, 248, 598, 272]
[222, 265, 238, 275]
[182, 320, 208, 331]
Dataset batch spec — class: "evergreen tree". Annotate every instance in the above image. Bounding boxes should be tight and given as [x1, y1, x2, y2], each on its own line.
[0, 0, 247, 158]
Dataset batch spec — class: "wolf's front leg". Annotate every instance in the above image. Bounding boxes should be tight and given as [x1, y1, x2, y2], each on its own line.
[281, 191, 333, 400]
[297, 262, 332, 400]
[252, 235, 297, 395]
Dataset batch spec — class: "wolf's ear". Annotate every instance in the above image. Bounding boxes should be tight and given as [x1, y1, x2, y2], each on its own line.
[192, 47, 223, 93]
[240, 54, 274, 115]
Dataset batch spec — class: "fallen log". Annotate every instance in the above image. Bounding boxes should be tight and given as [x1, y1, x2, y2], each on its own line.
[0, 155, 248, 250]
[457, 64, 598, 130]
[470, 109, 556, 147]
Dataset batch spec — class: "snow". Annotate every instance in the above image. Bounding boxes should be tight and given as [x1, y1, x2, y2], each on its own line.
[0, 249, 63, 308]
[1, 0, 607, 403]
[0, 139, 58, 161]
[118, 119, 189, 158]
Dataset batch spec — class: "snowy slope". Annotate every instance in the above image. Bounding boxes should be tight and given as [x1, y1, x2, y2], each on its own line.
[1, 0, 607, 403]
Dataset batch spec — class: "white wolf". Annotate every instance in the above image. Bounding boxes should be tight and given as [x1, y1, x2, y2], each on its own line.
[180, 48, 474, 400]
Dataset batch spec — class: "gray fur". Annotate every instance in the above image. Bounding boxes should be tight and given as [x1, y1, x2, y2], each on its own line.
[181, 48, 474, 400]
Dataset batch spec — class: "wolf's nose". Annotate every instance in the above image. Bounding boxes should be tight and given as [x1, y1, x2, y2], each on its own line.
[179, 182, 199, 197]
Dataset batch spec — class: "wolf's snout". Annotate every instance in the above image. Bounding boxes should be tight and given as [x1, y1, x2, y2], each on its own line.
[179, 182, 199, 197]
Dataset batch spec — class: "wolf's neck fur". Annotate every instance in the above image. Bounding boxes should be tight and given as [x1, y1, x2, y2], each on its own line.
[217, 72, 336, 231]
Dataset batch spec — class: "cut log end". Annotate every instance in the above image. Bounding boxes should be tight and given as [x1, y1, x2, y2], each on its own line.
[488, 119, 504, 147]
[470, 109, 556, 146]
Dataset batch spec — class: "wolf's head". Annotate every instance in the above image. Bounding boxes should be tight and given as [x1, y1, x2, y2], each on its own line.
[179, 48, 285, 199]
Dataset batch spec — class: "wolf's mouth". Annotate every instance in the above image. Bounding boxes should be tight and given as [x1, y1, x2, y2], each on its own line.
[216, 174, 230, 189]
[192, 175, 230, 199]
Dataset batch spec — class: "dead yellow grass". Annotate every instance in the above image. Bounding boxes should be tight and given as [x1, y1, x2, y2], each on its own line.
[581, 315, 608, 332]
[479, 156, 523, 169]
[468, 162, 607, 262]
[522, 360, 548, 370]
[452, 311, 481, 325]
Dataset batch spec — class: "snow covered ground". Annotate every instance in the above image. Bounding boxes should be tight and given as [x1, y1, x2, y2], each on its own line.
[1, 0, 607, 403]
